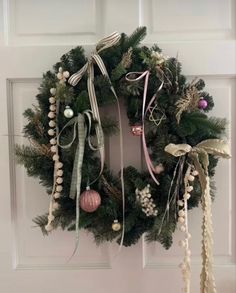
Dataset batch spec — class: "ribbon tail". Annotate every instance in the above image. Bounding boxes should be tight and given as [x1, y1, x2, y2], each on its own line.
[142, 72, 159, 185]
[69, 114, 86, 259]
[69, 146, 80, 199]
[190, 152, 217, 293]
[200, 176, 217, 293]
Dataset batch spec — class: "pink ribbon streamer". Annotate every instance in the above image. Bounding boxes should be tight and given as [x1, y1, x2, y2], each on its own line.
[126, 71, 163, 185]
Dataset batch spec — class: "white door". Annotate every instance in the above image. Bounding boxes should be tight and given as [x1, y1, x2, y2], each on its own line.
[0, 1, 235, 292]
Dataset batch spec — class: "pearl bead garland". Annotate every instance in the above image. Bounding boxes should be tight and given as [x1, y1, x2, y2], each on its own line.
[178, 166, 199, 293]
[135, 185, 158, 217]
[45, 66, 69, 232]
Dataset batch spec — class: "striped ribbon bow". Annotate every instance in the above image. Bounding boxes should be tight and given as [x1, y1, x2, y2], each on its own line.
[68, 32, 121, 183]
[67, 32, 126, 256]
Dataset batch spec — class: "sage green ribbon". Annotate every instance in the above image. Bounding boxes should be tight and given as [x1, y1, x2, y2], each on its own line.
[68, 32, 126, 253]
[57, 111, 102, 256]
[165, 139, 231, 293]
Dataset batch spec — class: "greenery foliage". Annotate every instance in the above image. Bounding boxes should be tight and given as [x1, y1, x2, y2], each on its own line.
[16, 27, 227, 248]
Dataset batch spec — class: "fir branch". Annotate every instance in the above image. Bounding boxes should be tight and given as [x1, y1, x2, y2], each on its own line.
[122, 27, 147, 51]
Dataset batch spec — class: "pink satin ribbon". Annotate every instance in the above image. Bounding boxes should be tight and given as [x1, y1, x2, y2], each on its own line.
[126, 71, 163, 185]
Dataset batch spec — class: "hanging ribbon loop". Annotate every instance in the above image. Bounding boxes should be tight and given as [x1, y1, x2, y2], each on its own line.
[125, 71, 164, 186]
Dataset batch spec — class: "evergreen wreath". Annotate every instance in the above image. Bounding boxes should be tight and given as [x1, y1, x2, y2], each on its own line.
[16, 27, 229, 253]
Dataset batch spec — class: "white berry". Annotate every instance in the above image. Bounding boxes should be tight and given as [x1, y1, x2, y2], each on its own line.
[49, 97, 56, 104]
[188, 175, 195, 182]
[178, 216, 185, 223]
[186, 186, 193, 192]
[57, 72, 63, 80]
[57, 170, 63, 176]
[179, 240, 186, 247]
[49, 120, 56, 127]
[48, 112, 55, 119]
[63, 71, 70, 78]
[54, 192, 61, 199]
[184, 193, 191, 200]
[178, 210, 185, 217]
[50, 88, 56, 95]
[56, 185, 63, 192]
[49, 105, 56, 112]
[48, 129, 55, 136]
[192, 170, 199, 176]
[53, 154, 59, 161]
[50, 145, 57, 153]
[55, 162, 63, 169]
[48, 214, 55, 221]
[50, 138, 56, 145]
[45, 224, 53, 232]
[56, 177, 63, 184]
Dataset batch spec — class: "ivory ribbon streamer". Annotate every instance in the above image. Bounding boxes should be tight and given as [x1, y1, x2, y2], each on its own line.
[126, 71, 164, 185]
[68, 32, 126, 252]
[165, 139, 231, 293]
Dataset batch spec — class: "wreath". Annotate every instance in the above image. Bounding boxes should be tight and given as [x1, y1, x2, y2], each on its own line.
[16, 27, 230, 291]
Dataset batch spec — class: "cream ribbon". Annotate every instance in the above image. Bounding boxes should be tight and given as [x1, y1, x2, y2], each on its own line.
[68, 32, 126, 252]
[165, 139, 231, 293]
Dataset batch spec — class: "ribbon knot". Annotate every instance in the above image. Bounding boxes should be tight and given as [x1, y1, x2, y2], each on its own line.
[165, 139, 231, 293]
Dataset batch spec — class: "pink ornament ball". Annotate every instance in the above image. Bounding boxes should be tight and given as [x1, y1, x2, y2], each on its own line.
[131, 125, 143, 136]
[198, 99, 208, 109]
[80, 189, 101, 213]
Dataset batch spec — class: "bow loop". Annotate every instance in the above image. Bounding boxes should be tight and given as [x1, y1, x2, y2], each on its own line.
[68, 63, 88, 87]
[68, 32, 120, 87]
[165, 143, 192, 157]
[96, 32, 121, 53]
[195, 139, 231, 158]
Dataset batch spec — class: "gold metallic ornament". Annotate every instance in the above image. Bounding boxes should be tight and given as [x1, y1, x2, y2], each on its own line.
[112, 220, 121, 231]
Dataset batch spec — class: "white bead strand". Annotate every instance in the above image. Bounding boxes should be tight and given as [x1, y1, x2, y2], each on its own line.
[178, 165, 194, 293]
[45, 67, 69, 232]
